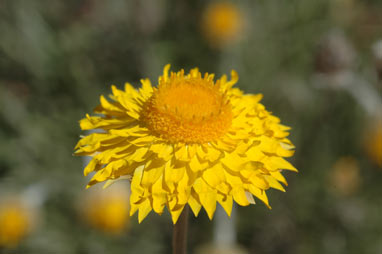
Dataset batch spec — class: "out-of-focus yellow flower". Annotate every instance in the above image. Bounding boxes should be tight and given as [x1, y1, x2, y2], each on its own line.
[364, 120, 382, 167]
[75, 65, 297, 224]
[0, 200, 31, 248]
[81, 184, 129, 234]
[328, 157, 361, 196]
[201, 2, 243, 48]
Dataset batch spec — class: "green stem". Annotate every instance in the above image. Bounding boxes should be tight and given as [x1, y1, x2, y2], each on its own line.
[172, 206, 189, 254]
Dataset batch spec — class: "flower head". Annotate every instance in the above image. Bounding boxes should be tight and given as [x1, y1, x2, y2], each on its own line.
[364, 120, 382, 167]
[75, 65, 297, 223]
[0, 199, 31, 248]
[80, 183, 130, 234]
[201, 2, 244, 48]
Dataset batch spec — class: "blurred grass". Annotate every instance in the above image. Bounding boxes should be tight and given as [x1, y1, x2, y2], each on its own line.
[0, 0, 381, 253]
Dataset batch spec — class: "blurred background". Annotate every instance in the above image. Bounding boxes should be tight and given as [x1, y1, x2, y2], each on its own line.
[0, 0, 381, 253]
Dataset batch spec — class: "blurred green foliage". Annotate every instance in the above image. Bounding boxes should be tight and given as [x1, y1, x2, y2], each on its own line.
[0, 0, 381, 253]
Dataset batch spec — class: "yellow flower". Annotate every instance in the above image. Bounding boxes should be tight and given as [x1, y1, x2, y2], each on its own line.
[0, 200, 31, 248]
[80, 184, 130, 234]
[75, 65, 297, 224]
[201, 2, 243, 48]
[364, 120, 382, 167]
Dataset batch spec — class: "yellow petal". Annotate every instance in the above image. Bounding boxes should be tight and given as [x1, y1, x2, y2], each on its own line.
[138, 199, 152, 223]
[188, 191, 202, 217]
[189, 154, 208, 172]
[165, 166, 185, 190]
[177, 172, 191, 205]
[130, 165, 145, 200]
[111, 85, 141, 119]
[188, 144, 197, 158]
[264, 157, 298, 172]
[170, 205, 185, 224]
[245, 146, 266, 161]
[196, 145, 208, 161]
[129, 135, 155, 146]
[125, 147, 150, 162]
[232, 187, 250, 206]
[270, 170, 288, 186]
[140, 160, 165, 188]
[217, 193, 233, 217]
[193, 179, 217, 220]
[196, 145, 221, 162]
[84, 158, 100, 176]
[75, 133, 119, 150]
[139, 79, 153, 99]
[221, 152, 247, 172]
[87, 163, 116, 187]
[162, 64, 171, 82]
[190, 67, 200, 78]
[152, 176, 167, 214]
[211, 139, 236, 152]
[249, 174, 270, 190]
[257, 136, 295, 157]
[216, 182, 231, 195]
[149, 143, 173, 161]
[102, 175, 131, 189]
[264, 175, 285, 192]
[224, 170, 243, 188]
[220, 70, 238, 90]
[99, 95, 124, 113]
[202, 164, 226, 188]
[130, 202, 139, 217]
[204, 145, 222, 162]
[248, 185, 270, 208]
[163, 161, 185, 193]
[175, 145, 190, 161]
[80, 114, 132, 130]
[109, 126, 149, 137]
[121, 83, 139, 98]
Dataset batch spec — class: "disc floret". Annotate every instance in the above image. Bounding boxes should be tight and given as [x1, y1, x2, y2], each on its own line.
[141, 69, 233, 144]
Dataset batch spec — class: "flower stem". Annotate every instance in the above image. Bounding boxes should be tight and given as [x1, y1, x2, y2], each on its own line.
[172, 206, 189, 254]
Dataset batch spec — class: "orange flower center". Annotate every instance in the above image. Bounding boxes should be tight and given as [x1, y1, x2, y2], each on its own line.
[141, 76, 232, 143]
